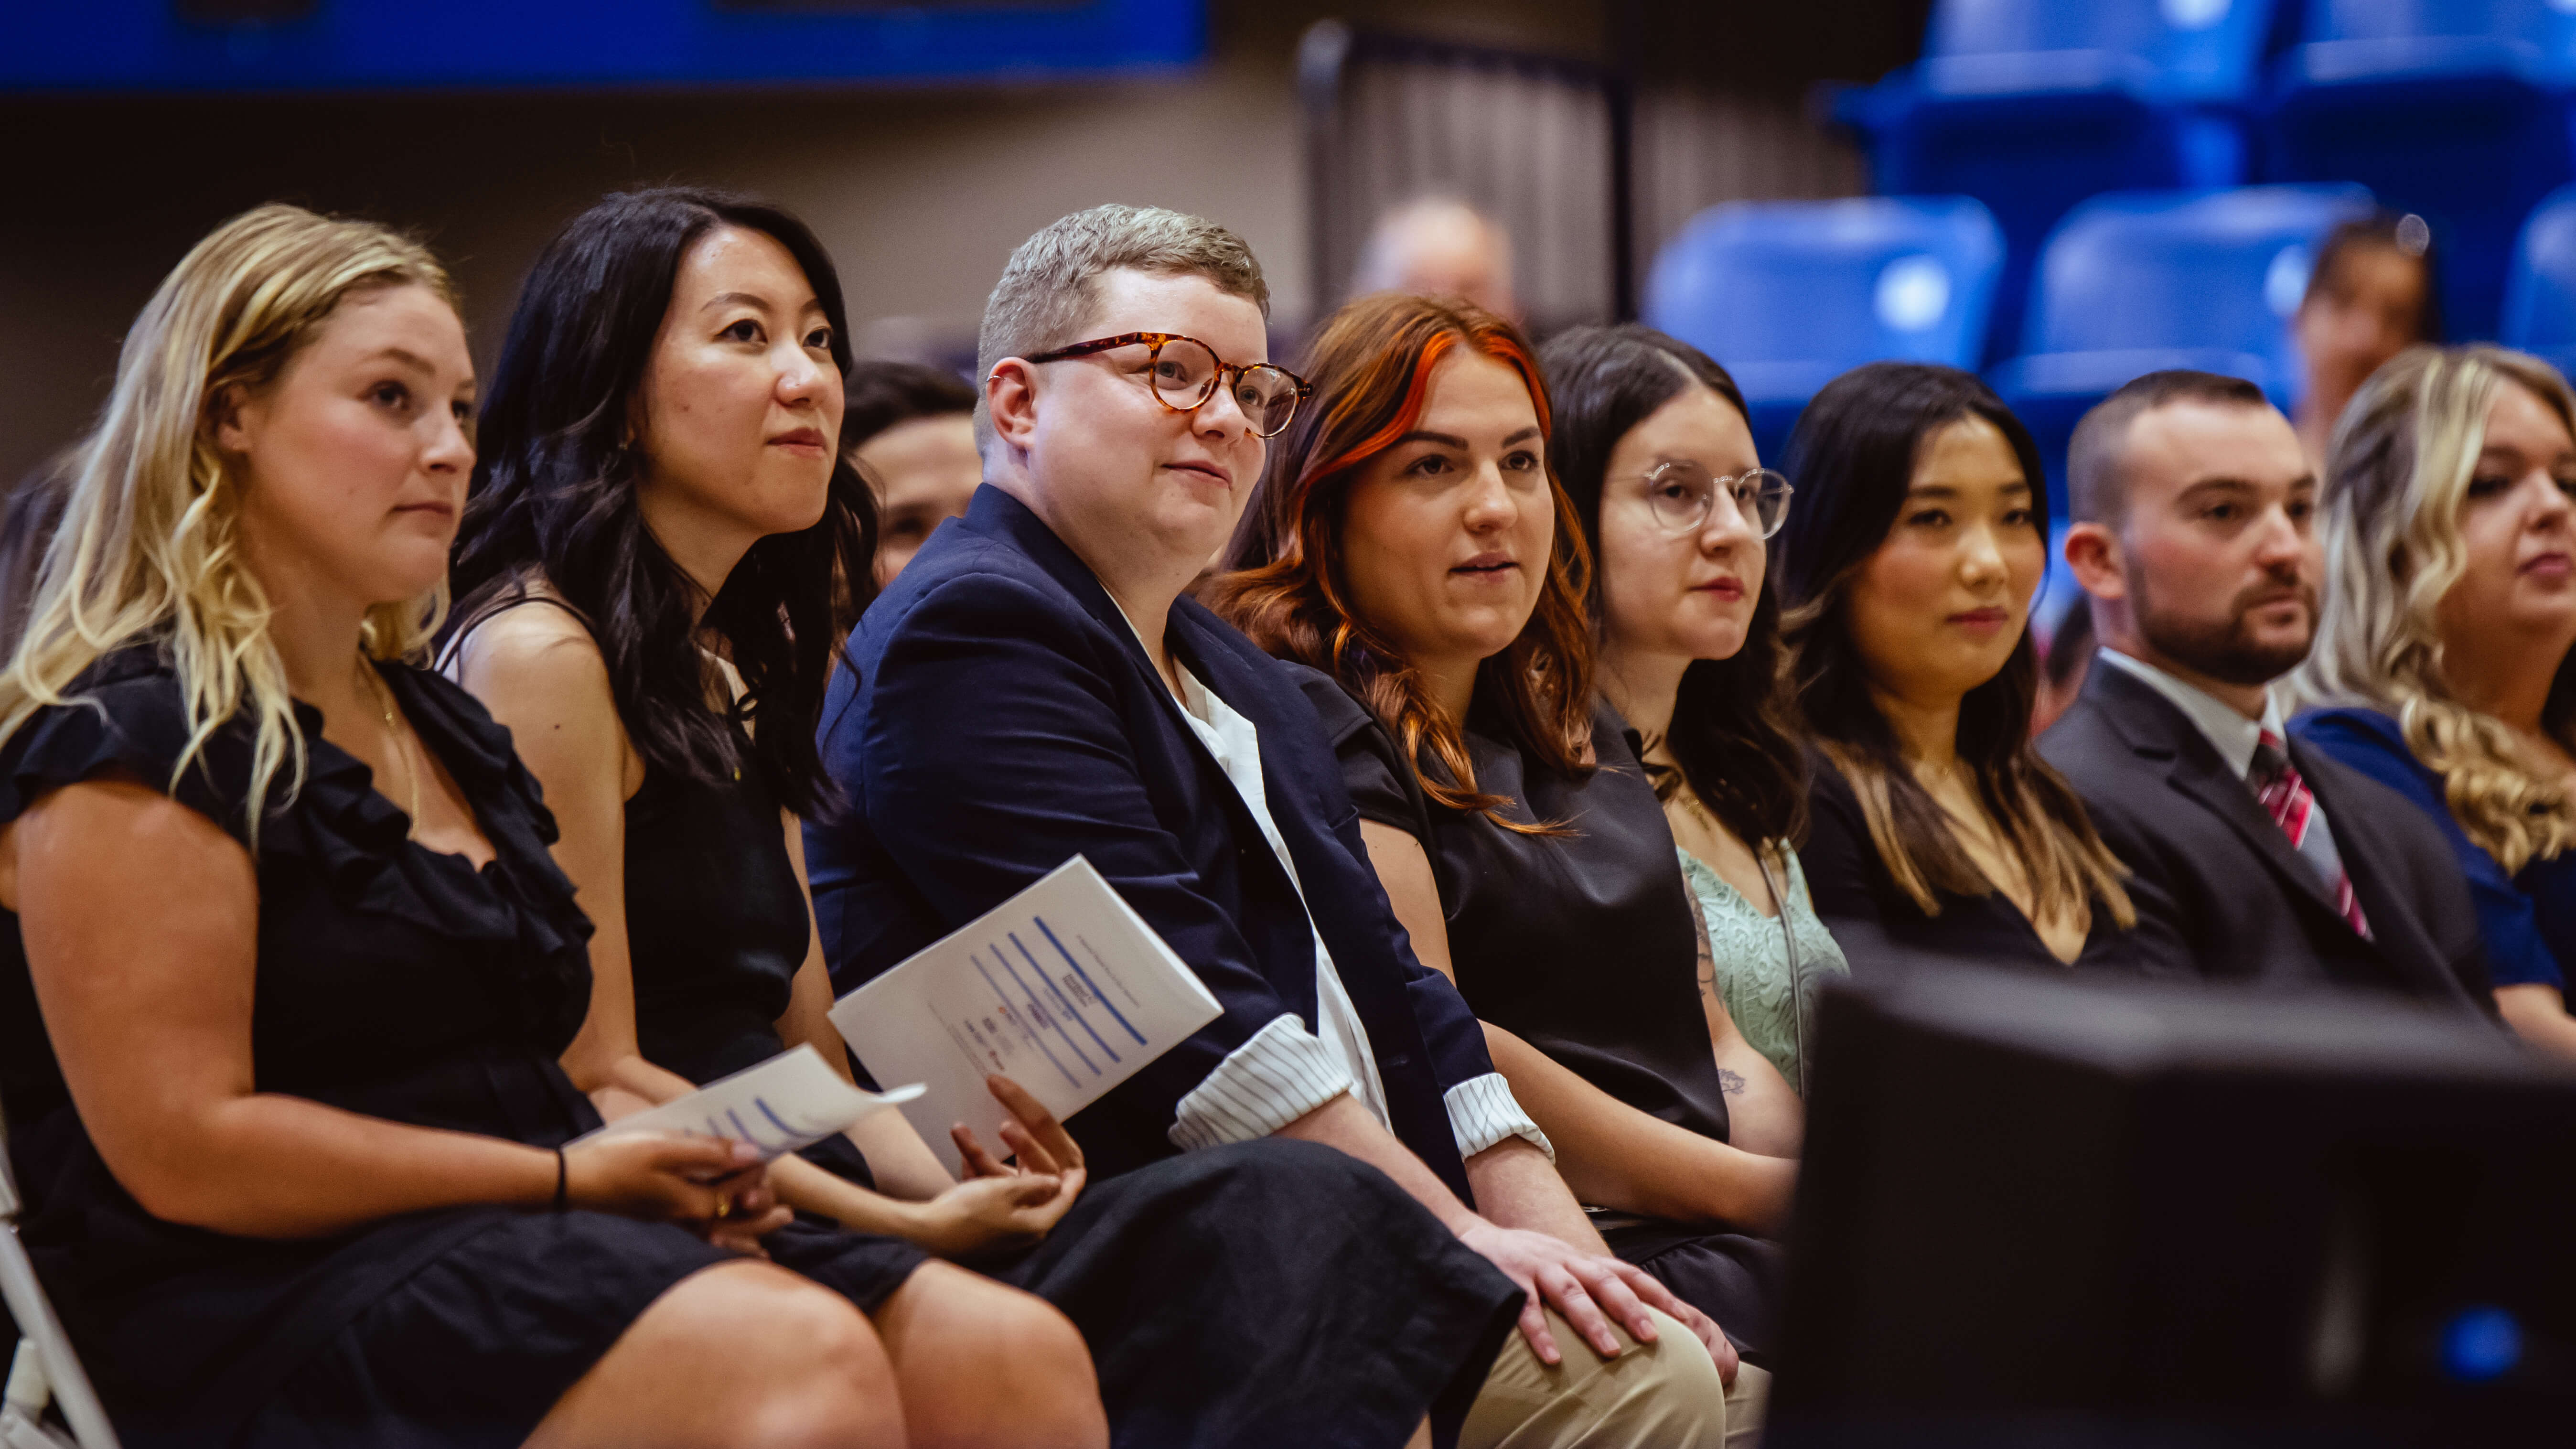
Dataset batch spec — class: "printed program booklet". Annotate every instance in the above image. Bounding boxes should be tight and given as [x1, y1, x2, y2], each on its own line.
[830, 856, 1223, 1175]
[571, 1043, 923, 1162]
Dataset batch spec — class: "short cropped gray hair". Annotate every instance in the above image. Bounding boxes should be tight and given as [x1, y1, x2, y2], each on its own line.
[975, 204, 1269, 441]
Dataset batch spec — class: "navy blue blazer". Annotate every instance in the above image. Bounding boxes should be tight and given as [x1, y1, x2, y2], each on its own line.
[808, 485, 1494, 1200]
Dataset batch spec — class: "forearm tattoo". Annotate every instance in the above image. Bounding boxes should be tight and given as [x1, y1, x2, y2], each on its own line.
[1688, 890, 1719, 1001]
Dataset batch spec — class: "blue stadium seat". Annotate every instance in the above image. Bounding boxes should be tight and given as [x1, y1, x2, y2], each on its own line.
[2502, 182, 2576, 380]
[1990, 182, 2373, 512]
[1835, 0, 2280, 362]
[2264, 0, 2576, 339]
[1642, 196, 2005, 463]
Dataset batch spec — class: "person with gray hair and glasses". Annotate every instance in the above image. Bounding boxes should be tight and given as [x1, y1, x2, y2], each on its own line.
[809, 203, 1738, 1449]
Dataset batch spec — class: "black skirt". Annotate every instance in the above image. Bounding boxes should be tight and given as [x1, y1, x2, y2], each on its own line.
[234, 1211, 926, 1449]
[966, 1139, 1521, 1449]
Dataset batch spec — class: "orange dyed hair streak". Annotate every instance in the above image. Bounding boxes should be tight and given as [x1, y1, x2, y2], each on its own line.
[1208, 291, 1596, 829]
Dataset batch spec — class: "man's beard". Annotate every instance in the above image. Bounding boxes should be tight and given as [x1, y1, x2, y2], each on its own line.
[2132, 567, 2318, 687]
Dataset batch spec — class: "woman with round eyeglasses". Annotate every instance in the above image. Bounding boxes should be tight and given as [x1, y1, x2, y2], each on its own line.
[1540, 324, 1850, 1107]
[1211, 295, 1795, 1391]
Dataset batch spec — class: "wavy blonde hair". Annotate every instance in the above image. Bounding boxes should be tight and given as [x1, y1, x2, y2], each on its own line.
[0, 203, 457, 830]
[2284, 344, 2576, 874]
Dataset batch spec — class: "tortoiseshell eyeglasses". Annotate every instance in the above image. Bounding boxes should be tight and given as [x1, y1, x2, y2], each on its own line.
[1022, 331, 1315, 438]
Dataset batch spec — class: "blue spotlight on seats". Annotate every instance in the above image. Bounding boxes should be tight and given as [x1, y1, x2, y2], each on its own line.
[1834, 0, 2279, 362]
[1644, 196, 2004, 464]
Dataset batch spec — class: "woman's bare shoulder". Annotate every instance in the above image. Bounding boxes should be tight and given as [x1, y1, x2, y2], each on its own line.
[448, 582, 607, 688]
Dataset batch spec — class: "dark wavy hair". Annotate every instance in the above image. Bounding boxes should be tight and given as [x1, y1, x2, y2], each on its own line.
[446, 187, 876, 818]
[1776, 362, 2130, 926]
[1208, 291, 1594, 829]
[1539, 323, 1807, 851]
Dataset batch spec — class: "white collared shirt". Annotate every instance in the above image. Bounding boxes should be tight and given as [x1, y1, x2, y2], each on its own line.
[2095, 646, 2279, 778]
[2095, 646, 2350, 891]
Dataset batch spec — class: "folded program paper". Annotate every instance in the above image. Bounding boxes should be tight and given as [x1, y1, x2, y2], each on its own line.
[830, 855, 1224, 1175]
[573, 1043, 924, 1163]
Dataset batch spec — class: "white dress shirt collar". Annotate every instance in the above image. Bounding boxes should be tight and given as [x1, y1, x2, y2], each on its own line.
[2095, 646, 2286, 781]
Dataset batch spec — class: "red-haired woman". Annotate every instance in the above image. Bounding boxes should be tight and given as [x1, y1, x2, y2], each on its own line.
[1209, 292, 1791, 1390]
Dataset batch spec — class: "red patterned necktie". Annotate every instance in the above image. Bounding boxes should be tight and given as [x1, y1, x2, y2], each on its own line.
[2251, 729, 2371, 938]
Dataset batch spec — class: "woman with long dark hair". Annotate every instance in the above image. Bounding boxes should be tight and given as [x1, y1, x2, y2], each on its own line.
[1212, 292, 1782, 1403]
[1538, 323, 1846, 1102]
[443, 188, 1105, 1449]
[1775, 362, 2146, 971]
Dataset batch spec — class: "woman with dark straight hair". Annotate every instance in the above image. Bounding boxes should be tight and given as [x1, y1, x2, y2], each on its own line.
[449, 188, 1459, 1449]
[445, 187, 1023, 1202]
[1214, 292, 1783, 1399]
[1540, 323, 1847, 1101]
[1776, 362, 2147, 972]
[444, 186, 1103, 1449]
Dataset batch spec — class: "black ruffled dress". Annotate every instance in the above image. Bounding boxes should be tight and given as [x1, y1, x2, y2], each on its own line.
[0, 646, 922, 1448]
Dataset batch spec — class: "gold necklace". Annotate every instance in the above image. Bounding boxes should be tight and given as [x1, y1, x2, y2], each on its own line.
[359, 660, 422, 837]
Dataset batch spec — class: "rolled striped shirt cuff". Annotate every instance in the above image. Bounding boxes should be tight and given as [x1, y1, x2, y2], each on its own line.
[1168, 1013, 1356, 1152]
[1446, 1072, 1555, 1164]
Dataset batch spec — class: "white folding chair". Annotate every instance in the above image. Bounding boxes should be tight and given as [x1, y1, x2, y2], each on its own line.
[0, 1123, 118, 1449]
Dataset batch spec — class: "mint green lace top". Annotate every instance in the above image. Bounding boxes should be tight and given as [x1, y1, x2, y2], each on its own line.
[1674, 844, 1849, 1095]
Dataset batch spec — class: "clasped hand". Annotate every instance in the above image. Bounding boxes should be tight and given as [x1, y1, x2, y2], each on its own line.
[557, 1134, 793, 1254]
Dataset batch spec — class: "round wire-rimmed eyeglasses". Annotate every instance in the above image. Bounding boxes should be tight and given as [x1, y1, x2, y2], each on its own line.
[1636, 460, 1794, 538]
[1020, 331, 1316, 439]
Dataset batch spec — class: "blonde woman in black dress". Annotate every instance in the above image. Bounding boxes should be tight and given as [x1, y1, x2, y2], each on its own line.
[0, 205, 943, 1447]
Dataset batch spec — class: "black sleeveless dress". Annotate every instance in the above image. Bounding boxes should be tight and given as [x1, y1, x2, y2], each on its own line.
[0, 647, 921, 1448]
[1290, 665, 1784, 1354]
[453, 604, 1525, 1449]
[623, 720, 885, 1191]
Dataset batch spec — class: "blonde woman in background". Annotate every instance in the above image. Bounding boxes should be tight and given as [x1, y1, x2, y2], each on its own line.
[2286, 345, 2576, 1059]
[0, 203, 934, 1447]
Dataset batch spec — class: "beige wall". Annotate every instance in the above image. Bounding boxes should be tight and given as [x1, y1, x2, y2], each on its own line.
[0, 1, 1612, 485]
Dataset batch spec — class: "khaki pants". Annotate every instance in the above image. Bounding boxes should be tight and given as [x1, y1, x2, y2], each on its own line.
[1460, 1307, 1770, 1449]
